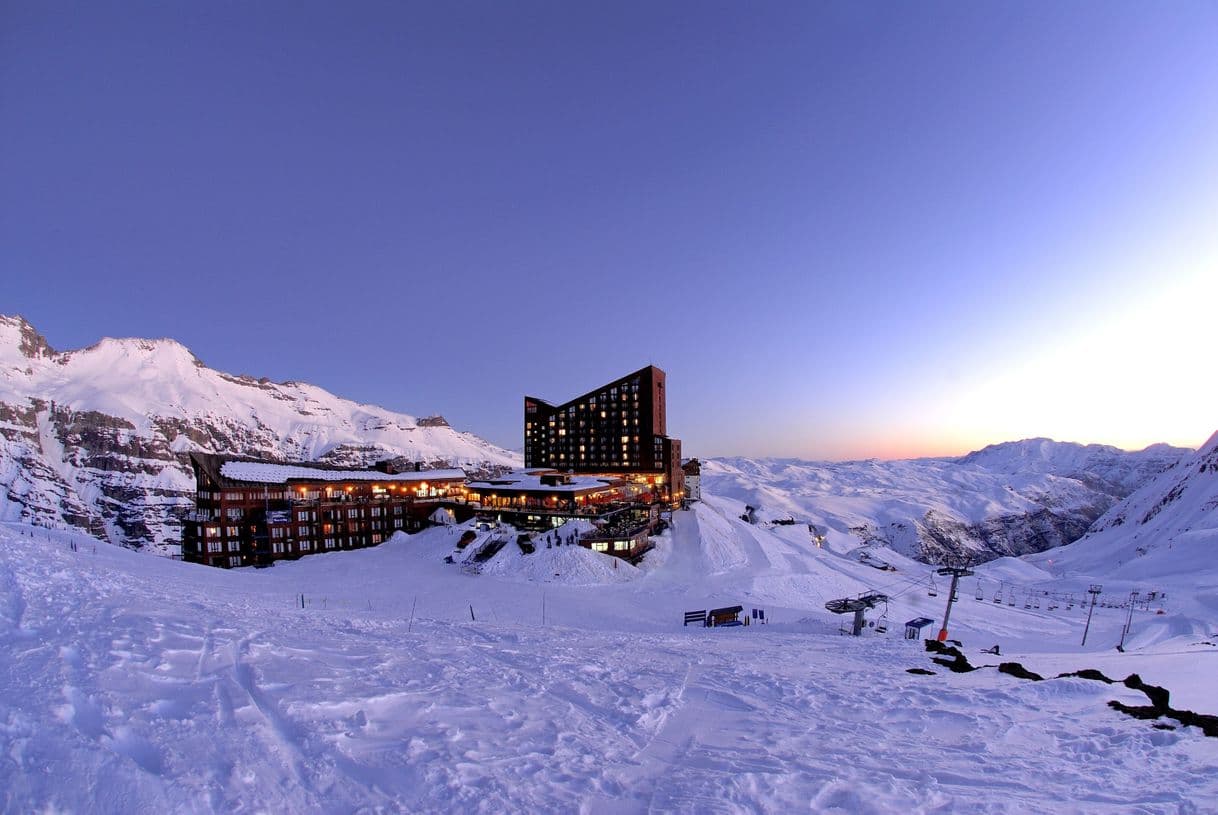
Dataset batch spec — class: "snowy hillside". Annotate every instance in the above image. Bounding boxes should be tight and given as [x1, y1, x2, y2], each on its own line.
[0, 315, 520, 553]
[1029, 431, 1218, 583]
[2, 492, 1216, 813]
[703, 440, 1189, 564]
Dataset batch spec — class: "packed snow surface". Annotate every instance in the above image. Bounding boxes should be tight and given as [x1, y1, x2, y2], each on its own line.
[219, 461, 466, 484]
[3, 490, 1216, 813]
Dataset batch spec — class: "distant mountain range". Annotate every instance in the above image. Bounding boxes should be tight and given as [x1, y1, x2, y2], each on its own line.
[1028, 430, 1218, 581]
[702, 436, 1195, 564]
[0, 315, 520, 554]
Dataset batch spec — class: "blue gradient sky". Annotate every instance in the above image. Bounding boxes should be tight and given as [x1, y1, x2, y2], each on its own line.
[3, 2, 1216, 459]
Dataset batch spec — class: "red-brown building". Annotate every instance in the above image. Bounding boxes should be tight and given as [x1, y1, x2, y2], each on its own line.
[524, 365, 684, 504]
[181, 453, 466, 568]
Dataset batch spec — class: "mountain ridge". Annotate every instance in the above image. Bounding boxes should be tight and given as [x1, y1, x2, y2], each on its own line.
[703, 434, 1195, 563]
[0, 315, 520, 554]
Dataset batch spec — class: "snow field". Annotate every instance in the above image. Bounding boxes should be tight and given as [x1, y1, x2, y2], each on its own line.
[2, 491, 1216, 813]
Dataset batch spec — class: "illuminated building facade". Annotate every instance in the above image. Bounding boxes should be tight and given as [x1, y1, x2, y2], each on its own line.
[524, 365, 684, 503]
[181, 453, 466, 568]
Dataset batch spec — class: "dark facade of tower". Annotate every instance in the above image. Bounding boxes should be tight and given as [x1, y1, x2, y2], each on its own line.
[524, 365, 683, 502]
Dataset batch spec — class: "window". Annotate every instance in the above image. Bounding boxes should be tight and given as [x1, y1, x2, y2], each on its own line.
[228, 556, 241, 567]
[371, 534, 383, 544]
[207, 541, 222, 553]
[228, 541, 240, 552]
[299, 540, 312, 551]
[226, 507, 243, 520]
[370, 507, 382, 517]
[271, 528, 285, 539]
[614, 541, 630, 551]
[205, 526, 220, 538]
[226, 526, 239, 537]
[325, 538, 336, 549]
[298, 525, 310, 536]
[272, 542, 285, 554]
[347, 508, 359, 519]
[393, 506, 402, 515]
[591, 541, 609, 552]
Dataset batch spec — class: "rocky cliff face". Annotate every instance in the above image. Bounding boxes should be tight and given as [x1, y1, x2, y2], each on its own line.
[0, 315, 521, 555]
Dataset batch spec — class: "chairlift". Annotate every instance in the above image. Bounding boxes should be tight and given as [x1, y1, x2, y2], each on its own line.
[928, 573, 939, 598]
[875, 601, 889, 634]
[1033, 594, 1041, 609]
[975, 579, 984, 601]
[1006, 588, 1016, 606]
[993, 581, 1004, 603]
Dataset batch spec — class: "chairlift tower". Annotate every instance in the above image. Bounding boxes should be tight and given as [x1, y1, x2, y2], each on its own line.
[825, 591, 889, 636]
[935, 562, 974, 642]
[1081, 584, 1103, 646]
[1117, 590, 1139, 651]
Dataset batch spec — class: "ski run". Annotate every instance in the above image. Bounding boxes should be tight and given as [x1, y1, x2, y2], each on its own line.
[2, 487, 1216, 814]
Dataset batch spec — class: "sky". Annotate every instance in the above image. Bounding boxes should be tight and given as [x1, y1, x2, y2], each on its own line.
[2, 2, 1216, 460]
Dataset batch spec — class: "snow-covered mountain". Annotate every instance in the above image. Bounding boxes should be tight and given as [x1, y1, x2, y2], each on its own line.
[1029, 430, 1218, 581]
[0, 315, 520, 554]
[703, 438, 1192, 564]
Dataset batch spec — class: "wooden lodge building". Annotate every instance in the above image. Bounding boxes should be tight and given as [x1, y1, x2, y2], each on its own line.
[181, 453, 466, 568]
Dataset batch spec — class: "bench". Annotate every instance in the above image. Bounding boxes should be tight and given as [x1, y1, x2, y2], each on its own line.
[708, 605, 744, 627]
[684, 610, 707, 627]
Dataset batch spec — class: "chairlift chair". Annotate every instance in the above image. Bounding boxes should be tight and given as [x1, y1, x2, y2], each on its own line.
[975, 580, 984, 601]
[993, 581, 1004, 603]
[927, 573, 939, 598]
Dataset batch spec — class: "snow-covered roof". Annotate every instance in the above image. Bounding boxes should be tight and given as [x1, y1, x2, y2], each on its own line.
[465, 471, 619, 494]
[219, 461, 466, 485]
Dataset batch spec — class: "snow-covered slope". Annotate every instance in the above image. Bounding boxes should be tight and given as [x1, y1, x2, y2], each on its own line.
[1030, 431, 1218, 584]
[3, 498, 1215, 813]
[703, 439, 1190, 564]
[0, 315, 520, 553]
